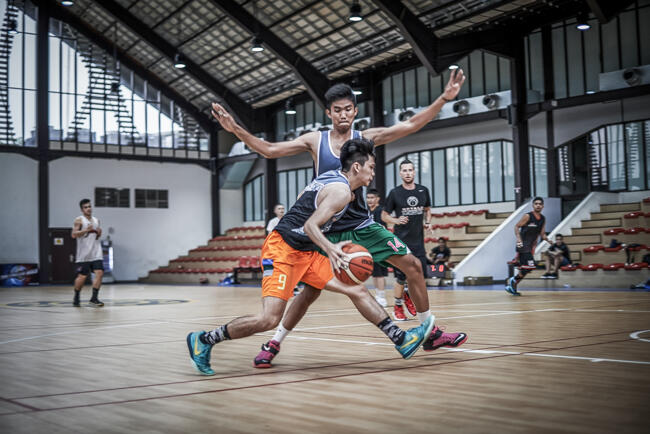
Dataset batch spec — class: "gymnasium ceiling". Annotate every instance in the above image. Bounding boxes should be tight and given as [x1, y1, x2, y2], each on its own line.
[45, 0, 626, 130]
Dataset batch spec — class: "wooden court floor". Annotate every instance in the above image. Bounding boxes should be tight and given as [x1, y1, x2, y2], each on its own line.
[0, 283, 649, 433]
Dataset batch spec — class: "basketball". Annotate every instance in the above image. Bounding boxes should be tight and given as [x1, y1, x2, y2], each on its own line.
[334, 243, 374, 285]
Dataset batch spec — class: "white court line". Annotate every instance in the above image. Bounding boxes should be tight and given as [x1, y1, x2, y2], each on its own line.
[629, 330, 650, 343]
[258, 333, 650, 366]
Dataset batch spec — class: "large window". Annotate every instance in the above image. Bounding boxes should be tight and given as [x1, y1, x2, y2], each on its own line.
[277, 167, 311, 210]
[557, 119, 650, 194]
[244, 175, 265, 222]
[275, 100, 370, 140]
[385, 140, 536, 207]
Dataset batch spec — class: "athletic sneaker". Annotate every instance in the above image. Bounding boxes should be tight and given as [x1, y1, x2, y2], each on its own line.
[395, 315, 435, 359]
[375, 295, 388, 308]
[186, 331, 215, 375]
[403, 291, 417, 316]
[393, 304, 407, 321]
[541, 273, 551, 279]
[253, 340, 281, 368]
[89, 298, 104, 307]
[504, 277, 521, 296]
[423, 326, 468, 351]
[549, 273, 558, 279]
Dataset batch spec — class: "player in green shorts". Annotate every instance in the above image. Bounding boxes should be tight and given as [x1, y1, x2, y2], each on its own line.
[211, 72, 468, 367]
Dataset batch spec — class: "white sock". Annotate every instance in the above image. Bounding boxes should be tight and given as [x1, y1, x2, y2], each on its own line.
[417, 311, 433, 324]
[272, 323, 291, 343]
[376, 290, 386, 298]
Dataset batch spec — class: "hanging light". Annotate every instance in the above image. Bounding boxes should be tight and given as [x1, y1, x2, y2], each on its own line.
[285, 98, 296, 115]
[576, 12, 590, 31]
[173, 53, 186, 69]
[352, 89, 362, 95]
[250, 36, 264, 52]
[8, 18, 18, 34]
[448, 64, 459, 70]
[61, 0, 74, 6]
[348, 1, 362, 22]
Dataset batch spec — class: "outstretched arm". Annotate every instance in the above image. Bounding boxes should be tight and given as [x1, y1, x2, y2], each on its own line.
[303, 184, 353, 273]
[211, 102, 316, 159]
[363, 69, 466, 146]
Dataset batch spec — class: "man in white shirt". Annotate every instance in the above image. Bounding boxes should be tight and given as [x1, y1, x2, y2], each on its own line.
[266, 204, 285, 233]
[71, 198, 104, 307]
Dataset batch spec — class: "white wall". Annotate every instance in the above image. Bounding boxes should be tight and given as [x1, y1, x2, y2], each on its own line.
[0, 153, 38, 263]
[219, 187, 245, 232]
[49, 157, 212, 281]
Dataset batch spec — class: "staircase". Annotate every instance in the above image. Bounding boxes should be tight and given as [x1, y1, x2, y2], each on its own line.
[521, 198, 650, 288]
[0, 4, 18, 145]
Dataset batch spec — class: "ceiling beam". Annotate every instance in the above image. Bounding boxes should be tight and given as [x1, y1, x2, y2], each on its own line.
[208, 0, 330, 108]
[584, 0, 636, 24]
[372, 0, 441, 74]
[42, 0, 215, 133]
[94, 0, 254, 129]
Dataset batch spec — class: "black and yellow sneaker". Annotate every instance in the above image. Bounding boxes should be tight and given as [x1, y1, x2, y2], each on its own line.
[89, 298, 104, 307]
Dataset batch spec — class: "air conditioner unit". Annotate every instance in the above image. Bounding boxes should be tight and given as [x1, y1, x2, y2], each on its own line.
[599, 64, 650, 91]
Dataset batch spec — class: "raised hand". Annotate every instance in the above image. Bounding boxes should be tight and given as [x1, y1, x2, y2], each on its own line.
[211, 102, 238, 133]
[442, 68, 466, 101]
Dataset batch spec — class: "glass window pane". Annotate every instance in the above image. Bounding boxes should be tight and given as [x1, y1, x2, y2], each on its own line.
[404, 69, 416, 108]
[619, 11, 638, 68]
[392, 73, 404, 110]
[488, 141, 503, 202]
[433, 149, 446, 206]
[499, 57, 510, 91]
[457, 57, 470, 100]
[529, 147, 535, 196]
[48, 36, 60, 92]
[296, 103, 304, 130]
[460, 145, 473, 204]
[641, 7, 650, 65]
[278, 171, 287, 209]
[429, 73, 442, 102]
[566, 25, 585, 96]
[287, 170, 297, 208]
[528, 32, 544, 94]
[469, 51, 483, 97]
[607, 125, 626, 190]
[382, 77, 392, 115]
[416, 67, 429, 107]
[385, 161, 395, 193]
[474, 143, 488, 203]
[601, 19, 620, 72]
[297, 168, 306, 193]
[552, 27, 567, 99]
[626, 122, 645, 191]
[446, 147, 459, 205]
[503, 141, 515, 201]
[484, 53, 499, 94]
[245, 182, 253, 221]
[419, 151, 432, 197]
[583, 18, 601, 94]
[305, 100, 314, 127]
[535, 148, 548, 198]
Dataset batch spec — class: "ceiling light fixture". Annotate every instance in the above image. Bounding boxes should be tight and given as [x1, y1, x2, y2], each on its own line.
[61, 0, 74, 6]
[250, 36, 264, 52]
[285, 98, 296, 115]
[576, 13, 590, 31]
[349, 1, 362, 22]
[173, 53, 186, 69]
[448, 64, 459, 70]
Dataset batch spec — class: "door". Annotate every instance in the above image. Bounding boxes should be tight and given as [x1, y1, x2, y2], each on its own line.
[49, 228, 76, 284]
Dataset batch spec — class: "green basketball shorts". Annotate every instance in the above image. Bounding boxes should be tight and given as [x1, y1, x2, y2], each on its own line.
[324, 223, 410, 268]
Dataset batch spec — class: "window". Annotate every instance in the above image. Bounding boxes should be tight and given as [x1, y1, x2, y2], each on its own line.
[276, 167, 310, 210]
[244, 175, 265, 222]
[135, 189, 168, 208]
[95, 187, 129, 208]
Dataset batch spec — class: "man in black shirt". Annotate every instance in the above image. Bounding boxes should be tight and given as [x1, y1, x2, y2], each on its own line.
[366, 188, 388, 307]
[542, 234, 571, 279]
[429, 237, 451, 267]
[382, 159, 431, 320]
[506, 197, 551, 295]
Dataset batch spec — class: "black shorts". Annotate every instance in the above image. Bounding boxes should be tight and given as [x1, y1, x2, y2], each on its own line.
[75, 260, 104, 276]
[518, 252, 536, 270]
[372, 262, 388, 277]
[394, 254, 429, 284]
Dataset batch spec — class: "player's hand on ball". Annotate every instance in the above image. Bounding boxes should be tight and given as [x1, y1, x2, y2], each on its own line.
[327, 241, 351, 273]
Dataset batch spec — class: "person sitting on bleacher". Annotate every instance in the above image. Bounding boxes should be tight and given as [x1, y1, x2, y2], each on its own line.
[428, 237, 451, 268]
[541, 234, 571, 279]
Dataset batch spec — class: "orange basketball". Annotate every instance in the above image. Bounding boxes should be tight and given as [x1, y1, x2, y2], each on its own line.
[334, 243, 374, 285]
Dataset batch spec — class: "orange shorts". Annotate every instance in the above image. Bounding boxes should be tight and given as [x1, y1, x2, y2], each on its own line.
[260, 231, 333, 301]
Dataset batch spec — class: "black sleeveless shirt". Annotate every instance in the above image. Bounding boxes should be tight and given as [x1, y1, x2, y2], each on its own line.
[519, 212, 545, 253]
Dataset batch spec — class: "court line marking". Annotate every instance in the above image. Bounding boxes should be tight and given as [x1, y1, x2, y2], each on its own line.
[3, 336, 647, 414]
[6, 330, 645, 402]
[629, 330, 650, 343]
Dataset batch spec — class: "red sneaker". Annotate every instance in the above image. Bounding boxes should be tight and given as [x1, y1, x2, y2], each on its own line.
[393, 304, 407, 321]
[403, 290, 416, 316]
[423, 326, 467, 351]
[253, 340, 281, 368]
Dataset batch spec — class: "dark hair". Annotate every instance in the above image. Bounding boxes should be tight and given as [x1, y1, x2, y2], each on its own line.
[340, 138, 375, 171]
[325, 83, 356, 109]
[274, 203, 284, 208]
[366, 188, 380, 196]
[79, 198, 91, 208]
[533, 196, 544, 204]
[556, 233, 563, 238]
[399, 158, 414, 169]
[438, 237, 446, 242]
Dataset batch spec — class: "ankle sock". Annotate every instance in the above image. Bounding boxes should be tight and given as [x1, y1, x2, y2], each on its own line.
[377, 317, 405, 346]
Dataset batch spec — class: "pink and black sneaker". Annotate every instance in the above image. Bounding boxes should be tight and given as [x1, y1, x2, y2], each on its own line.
[253, 340, 281, 368]
[423, 326, 468, 351]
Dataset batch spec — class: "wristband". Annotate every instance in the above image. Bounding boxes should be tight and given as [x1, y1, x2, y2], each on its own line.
[441, 96, 453, 103]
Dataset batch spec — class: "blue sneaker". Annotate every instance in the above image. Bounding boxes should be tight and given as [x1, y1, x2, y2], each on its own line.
[395, 315, 435, 359]
[505, 277, 521, 296]
[186, 331, 215, 375]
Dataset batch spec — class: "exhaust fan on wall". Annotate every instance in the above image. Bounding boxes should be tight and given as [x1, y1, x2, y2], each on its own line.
[482, 94, 500, 109]
[398, 110, 415, 122]
[623, 68, 642, 86]
[283, 131, 296, 141]
[453, 100, 470, 116]
[353, 118, 370, 130]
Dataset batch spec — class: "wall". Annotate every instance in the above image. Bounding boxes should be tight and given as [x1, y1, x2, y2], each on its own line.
[0, 153, 39, 263]
[49, 157, 211, 281]
[219, 187, 246, 232]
